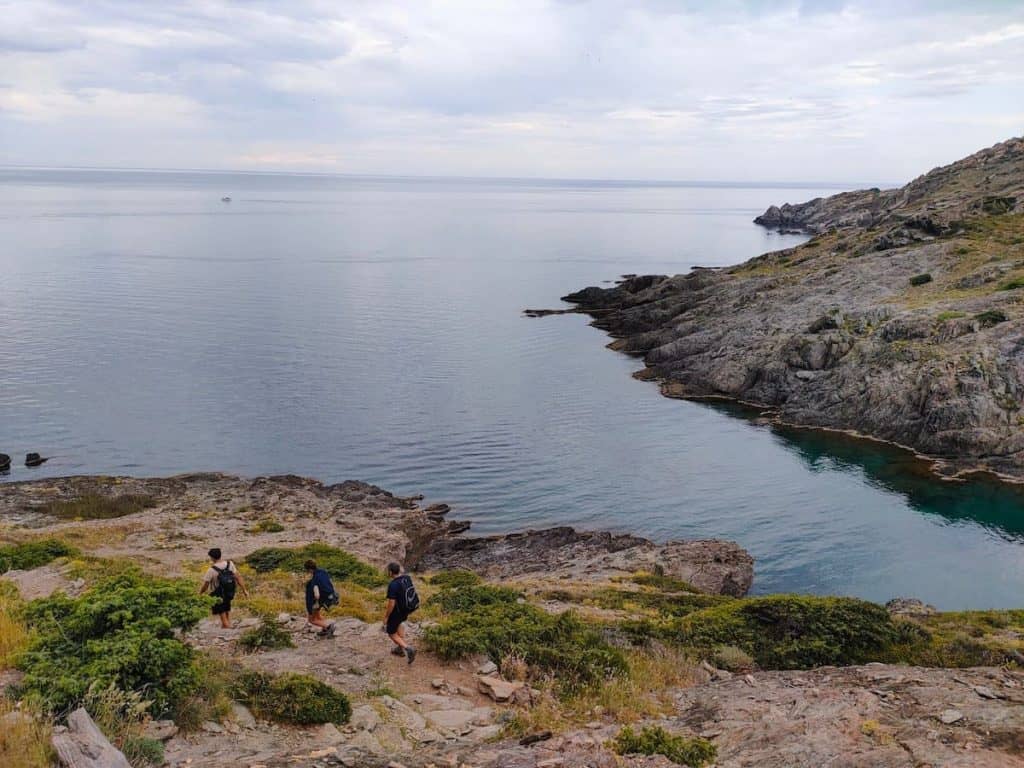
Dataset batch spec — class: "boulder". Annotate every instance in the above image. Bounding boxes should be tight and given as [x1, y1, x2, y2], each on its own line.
[52, 708, 131, 768]
[477, 675, 524, 702]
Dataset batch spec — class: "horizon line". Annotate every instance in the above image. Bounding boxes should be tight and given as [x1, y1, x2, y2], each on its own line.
[0, 162, 896, 191]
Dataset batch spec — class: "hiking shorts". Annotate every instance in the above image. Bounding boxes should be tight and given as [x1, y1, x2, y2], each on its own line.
[386, 610, 409, 635]
[212, 596, 232, 615]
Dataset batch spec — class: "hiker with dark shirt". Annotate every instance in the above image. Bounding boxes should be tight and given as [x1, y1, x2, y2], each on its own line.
[383, 562, 419, 664]
[304, 559, 338, 638]
[199, 547, 249, 629]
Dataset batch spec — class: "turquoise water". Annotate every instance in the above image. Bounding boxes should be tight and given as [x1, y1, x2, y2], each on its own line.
[1, 168, 1022, 608]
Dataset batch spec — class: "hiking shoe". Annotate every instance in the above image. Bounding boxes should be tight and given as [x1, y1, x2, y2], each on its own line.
[405, 646, 417, 665]
[390, 645, 406, 656]
[325, 622, 336, 638]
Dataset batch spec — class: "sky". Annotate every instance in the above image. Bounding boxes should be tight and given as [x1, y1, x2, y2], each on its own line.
[1, 0, 1022, 183]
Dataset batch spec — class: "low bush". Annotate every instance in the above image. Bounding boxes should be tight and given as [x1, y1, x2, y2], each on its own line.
[38, 494, 156, 520]
[712, 644, 755, 672]
[18, 570, 208, 715]
[675, 595, 902, 669]
[0, 539, 77, 573]
[234, 671, 351, 725]
[611, 725, 716, 767]
[245, 544, 385, 588]
[936, 311, 966, 322]
[999, 277, 1024, 291]
[431, 583, 520, 614]
[909, 273, 933, 286]
[424, 587, 626, 693]
[238, 618, 295, 652]
[428, 569, 481, 589]
[975, 309, 1008, 327]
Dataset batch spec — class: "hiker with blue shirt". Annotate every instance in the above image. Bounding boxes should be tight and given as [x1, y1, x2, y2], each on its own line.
[383, 562, 419, 664]
[304, 559, 338, 638]
[199, 547, 249, 629]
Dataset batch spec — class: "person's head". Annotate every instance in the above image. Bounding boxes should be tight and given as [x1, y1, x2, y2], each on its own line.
[304, 559, 317, 573]
[387, 562, 401, 577]
[208, 548, 222, 562]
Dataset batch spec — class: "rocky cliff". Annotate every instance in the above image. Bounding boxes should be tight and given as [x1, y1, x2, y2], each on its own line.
[564, 137, 1024, 478]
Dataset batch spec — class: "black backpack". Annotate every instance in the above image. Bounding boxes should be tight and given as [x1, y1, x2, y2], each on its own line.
[398, 574, 420, 613]
[212, 562, 237, 601]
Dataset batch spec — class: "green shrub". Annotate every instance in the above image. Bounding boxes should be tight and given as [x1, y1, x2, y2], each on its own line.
[999, 277, 1024, 291]
[423, 596, 626, 693]
[246, 518, 285, 534]
[713, 644, 755, 672]
[909, 273, 933, 286]
[122, 736, 165, 766]
[675, 595, 901, 669]
[38, 494, 156, 520]
[975, 309, 1008, 327]
[0, 539, 77, 573]
[982, 196, 1016, 215]
[612, 725, 716, 767]
[238, 619, 295, 652]
[428, 570, 481, 589]
[18, 570, 208, 715]
[936, 311, 966, 322]
[234, 671, 350, 725]
[245, 544, 385, 588]
[430, 583, 521, 614]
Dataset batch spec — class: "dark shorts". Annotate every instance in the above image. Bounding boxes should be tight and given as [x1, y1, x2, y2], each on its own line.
[212, 596, 232, 615]
[386, 610, 409, 635]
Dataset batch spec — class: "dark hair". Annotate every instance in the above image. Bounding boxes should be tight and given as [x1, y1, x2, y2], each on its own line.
[304, 559, 317, 571]
[387, 562, 401, 576]
[208, 548, 222, 560]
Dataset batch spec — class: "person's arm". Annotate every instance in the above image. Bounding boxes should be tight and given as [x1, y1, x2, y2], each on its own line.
[233, 566, 250, 597]
[199, 570, 211, 595]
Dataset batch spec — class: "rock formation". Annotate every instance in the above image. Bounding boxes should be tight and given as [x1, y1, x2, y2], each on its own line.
[563, 137, 1024, 478]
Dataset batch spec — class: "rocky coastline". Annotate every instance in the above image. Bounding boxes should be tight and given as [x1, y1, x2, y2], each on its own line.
[559, 137, 1024, 479]
[2, 471, 1023, 767]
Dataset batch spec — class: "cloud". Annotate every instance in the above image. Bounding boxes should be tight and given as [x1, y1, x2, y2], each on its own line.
[1, 1, 1022, 181]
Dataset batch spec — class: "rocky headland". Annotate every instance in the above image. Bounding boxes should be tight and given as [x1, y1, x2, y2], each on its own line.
[561, 137, 1024, 478]
[1, 472, 1023, 767]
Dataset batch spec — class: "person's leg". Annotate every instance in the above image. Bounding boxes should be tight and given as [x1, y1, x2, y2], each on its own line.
[308, 609, 330, 630]
[221, 610, 231, 629]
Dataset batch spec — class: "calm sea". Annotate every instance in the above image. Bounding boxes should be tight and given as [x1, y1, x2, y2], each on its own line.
[2, 168, 1022, 608]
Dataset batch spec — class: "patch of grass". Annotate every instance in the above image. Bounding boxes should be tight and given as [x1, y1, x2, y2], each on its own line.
[238, 618, 295, 652]
[38, 494, 156, 520]
[541, 586, 730, 620]
[712, 644, 755, 672]
[909, 273, 933, 286]
[234, 671, 351, 725]
[123, 736, 165, 766]
[245, 543, 385, 588]
[246, 518, 285, 534]
[894, 609, 1024, 667]
[611, 725, 716, 767]
[975, 309, 1008, 327]
[674, 595, 903, 669]
[936, 310, 966, 321]
[0, 539, 77, 573]
[0, 698, 53, 768]
[424, 579, 627, 694]
[999, 277, 1024, 291]
[18, 569, 209, 716]
[169, 653, 234, 731]
[629, 572, 700, 593]
[0, 582, 28, 669]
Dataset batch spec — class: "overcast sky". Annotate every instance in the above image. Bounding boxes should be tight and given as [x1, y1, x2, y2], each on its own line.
[1, 1, 1022, 182]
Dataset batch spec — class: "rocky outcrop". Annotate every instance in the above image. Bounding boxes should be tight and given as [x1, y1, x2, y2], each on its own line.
[419, 527, 753, 596]
[564, 137, 1024, 478]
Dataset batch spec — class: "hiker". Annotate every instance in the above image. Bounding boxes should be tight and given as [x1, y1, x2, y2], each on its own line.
[304, 559, 338, 638]
[383, 562, 419, 664]
[199, 547, 249, 629]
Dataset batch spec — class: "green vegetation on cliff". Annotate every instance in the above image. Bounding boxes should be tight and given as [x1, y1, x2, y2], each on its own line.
[245, 543, 386, 587]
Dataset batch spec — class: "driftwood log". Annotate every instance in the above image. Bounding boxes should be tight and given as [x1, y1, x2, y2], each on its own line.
[51, 708, 131, 768]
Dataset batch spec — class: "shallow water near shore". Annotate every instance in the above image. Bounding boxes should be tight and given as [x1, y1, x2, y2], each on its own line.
[2, 168, 1023, 609]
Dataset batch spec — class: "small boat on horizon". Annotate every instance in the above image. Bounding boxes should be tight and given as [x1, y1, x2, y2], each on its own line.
[221, 196, 232, 202]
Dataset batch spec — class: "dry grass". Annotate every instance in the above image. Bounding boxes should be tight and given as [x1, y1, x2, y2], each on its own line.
[0, 581, 28, 669]
[0, 699, 53, 768]
[56, 523, 132, 551]
[38, 493, 157, 520]
[241, 566, 382, 622]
